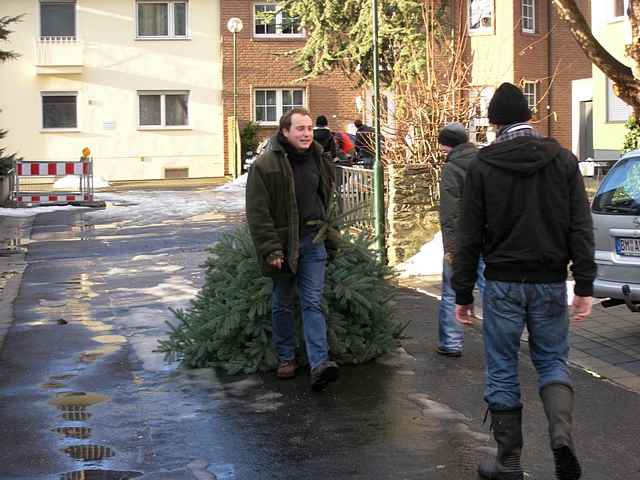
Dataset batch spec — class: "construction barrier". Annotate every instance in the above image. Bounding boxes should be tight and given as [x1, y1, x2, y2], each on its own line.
[11, 157, 95, 207]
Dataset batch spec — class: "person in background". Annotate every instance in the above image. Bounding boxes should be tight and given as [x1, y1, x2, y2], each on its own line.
[436, 122, 484, 358]
[313, 115, 338, 161]
[453, 82, 596, 480]
[354, 119, 376, 167]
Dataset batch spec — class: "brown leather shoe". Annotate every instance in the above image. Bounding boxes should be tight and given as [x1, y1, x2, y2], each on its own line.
[277, 360, 296, 379]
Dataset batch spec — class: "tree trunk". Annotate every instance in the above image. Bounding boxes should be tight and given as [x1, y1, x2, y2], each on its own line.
[552, 0, 640, 118]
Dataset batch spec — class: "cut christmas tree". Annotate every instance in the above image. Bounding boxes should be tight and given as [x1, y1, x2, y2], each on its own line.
[158, 225, 404, 375]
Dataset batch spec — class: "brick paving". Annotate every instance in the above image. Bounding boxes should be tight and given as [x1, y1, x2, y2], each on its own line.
[399, 275, 640, 394]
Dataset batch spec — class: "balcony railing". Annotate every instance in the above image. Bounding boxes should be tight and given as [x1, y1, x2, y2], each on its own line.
[35, 36, 83, 72]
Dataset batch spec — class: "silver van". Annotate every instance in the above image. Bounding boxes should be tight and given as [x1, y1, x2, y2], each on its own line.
[591, 149, 640, 311]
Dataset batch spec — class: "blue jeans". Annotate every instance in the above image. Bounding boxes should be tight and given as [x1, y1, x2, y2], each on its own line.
[438, 257, 485, 352]
[483, 280, 572, 410]
[271, 235, 329, 370]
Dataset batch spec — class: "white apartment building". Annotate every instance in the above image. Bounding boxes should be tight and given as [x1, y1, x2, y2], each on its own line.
[0, 0, 224, 181]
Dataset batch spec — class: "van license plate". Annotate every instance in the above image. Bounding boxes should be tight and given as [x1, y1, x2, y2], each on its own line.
[616, 238, 640, 257]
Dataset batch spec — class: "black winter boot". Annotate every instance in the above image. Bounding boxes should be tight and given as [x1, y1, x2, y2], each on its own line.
[540, 383, 582, 480]
[478, 408, 524, 480]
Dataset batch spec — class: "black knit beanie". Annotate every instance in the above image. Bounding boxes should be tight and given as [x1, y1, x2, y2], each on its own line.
[487, 82, 532, 125]
[438, 122, 468, 147]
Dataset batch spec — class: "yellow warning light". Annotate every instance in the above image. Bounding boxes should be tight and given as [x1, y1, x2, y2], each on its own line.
[82, 147, 91, 158]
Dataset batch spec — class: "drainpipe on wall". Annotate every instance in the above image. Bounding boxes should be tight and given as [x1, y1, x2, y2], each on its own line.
[547, 0, 553, 137]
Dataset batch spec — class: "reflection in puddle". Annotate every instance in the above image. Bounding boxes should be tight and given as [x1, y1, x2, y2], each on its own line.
[62, 407, 91, 421]
[59, 470, 143, 480]
[92, 335, 126, 344]
[62, 445, 115, 461]
[80, 344, 120, 363]
[49, 392, 109, 408]
[41, 382, 66, 389]
[53, 427, 92, 439]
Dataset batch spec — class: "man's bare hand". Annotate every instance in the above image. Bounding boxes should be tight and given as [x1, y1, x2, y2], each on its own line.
[267, 251, 285, 270]
[456, 304, 476, 326]
[269, 257, 283, 269]
[571, 295, 592, 323]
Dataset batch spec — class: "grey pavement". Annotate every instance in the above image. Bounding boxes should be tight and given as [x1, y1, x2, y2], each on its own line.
[0, 195, 639, 479]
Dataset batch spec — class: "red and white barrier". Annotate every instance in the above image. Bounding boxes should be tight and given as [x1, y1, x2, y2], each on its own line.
[12, 158, 95, 207]
[16, 161, 88, 177]
[15, 193, 92, 205]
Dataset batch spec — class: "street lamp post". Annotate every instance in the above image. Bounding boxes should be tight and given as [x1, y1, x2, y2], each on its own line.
[226, 17, 244, 178]
[371, 0, 386, 262]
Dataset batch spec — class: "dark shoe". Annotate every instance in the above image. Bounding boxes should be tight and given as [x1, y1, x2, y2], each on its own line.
[434, 346, 462, 357]
[553, 446, 582, 480]
[478, 408, 524, 480]
[276, 360, 296, 379]
[541, 384, 581, 479]
[310, 360, 339, 391]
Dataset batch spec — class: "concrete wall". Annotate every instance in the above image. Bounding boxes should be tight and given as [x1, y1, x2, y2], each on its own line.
[591, 0, 632, 160]
[0, 0, 225, 181]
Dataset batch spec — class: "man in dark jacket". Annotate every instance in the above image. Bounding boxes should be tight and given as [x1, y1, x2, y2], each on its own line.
[452, 83, 595, 480]
[354, 119, 376, 167]
[436, 122, 484, 357]
[313, 115, 338, 160]
[246, 107, 339, 392]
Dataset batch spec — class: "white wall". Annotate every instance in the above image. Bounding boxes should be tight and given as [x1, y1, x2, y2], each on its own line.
[0, 0, 224, 181]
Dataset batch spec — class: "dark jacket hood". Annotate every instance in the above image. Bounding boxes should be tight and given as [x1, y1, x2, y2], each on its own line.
[447, 142, 478, 171]
[478, 136, 562, 177]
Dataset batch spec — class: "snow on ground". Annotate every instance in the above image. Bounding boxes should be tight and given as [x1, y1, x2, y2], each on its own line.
[214, 173, 247, 193]
[87, 177, 246, 224]
[1, 176, 247, 221]
[53, 174, 111, 189]
[396, 232, 444, 277]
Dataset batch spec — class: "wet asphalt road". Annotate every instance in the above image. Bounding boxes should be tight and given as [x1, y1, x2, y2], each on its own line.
[1, 191, 640, 480]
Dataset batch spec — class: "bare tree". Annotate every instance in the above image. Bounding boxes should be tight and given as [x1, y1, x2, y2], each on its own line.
[552, 0, 640, 117]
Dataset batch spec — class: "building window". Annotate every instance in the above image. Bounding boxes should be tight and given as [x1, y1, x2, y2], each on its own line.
[136, 1, 188, 38]
[254, 89, 304, 124]
[254, 3, 302, 38]
[469, 0, 494, 34]
[138, 91, 189, 127]
[522, 0, 535, 33]
[40, 0, 76, 39]
[42, 92, 78, 129]
[614, 0, 626, 18]
[607, 78, 632, 123]
[522, 81, 537, 113]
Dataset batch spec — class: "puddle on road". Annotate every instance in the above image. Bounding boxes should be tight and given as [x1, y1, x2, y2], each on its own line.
[59, 470, 143, 480]
[53, 426, 92, 439]
[62, 444, 115, 461]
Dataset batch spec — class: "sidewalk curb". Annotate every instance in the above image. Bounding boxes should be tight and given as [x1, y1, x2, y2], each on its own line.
[0, 218, 34, 351]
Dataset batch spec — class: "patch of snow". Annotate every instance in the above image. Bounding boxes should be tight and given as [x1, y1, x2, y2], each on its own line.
[396, 232, 444, 277]
[214, 174, 247, 192]
[53, 174, 110, 189]
[0, 205, 87, 218]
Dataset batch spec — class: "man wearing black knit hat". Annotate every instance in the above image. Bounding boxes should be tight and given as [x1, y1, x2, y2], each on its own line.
[452, 82, 596, 480]
[436, 123, 485, 357]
